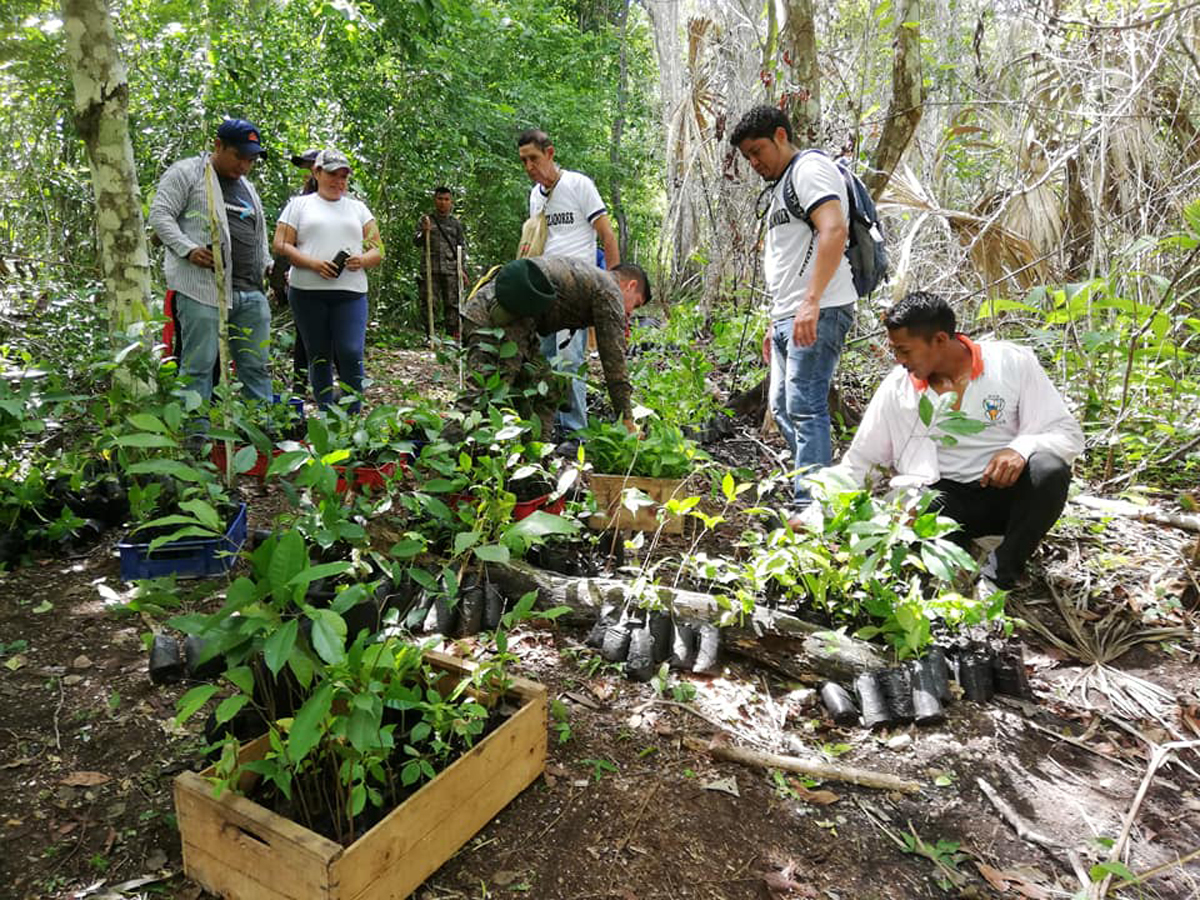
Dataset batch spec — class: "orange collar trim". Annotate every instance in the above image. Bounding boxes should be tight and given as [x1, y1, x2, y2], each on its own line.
[909, 334, 984, 390]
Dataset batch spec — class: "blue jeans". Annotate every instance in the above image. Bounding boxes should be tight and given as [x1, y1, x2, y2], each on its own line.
[769, 304, 854, 507]
[176, 290, 272, 404]
[290, 287, 367, 412]
[541, 328, 588, 434]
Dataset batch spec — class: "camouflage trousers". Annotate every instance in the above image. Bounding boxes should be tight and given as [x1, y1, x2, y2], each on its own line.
[418, 274, 460, 336]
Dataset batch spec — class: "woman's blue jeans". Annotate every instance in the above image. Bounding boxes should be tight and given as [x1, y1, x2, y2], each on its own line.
[289, 287, 367, 412]
[769, 304, 854, 508]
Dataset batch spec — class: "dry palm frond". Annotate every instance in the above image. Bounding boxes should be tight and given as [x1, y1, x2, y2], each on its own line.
[1011, 576, 1187, 725]
[882, 166, 1046, 295]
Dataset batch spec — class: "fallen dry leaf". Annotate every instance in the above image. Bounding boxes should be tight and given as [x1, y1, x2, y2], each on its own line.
[702, 776, 740, 797]
[59, 771, 111, 787]
[793, 783, 839, 805]
[762, 871, 818, 897]
[562, 690, 600, 710]
[974, 861, 1052, 900]
[976, 862, 1011, 892]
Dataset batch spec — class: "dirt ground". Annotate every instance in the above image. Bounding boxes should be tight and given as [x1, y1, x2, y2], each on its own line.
[2, 348, 1199, 900]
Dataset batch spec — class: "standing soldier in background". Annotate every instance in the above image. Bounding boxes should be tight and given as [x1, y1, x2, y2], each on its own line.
[414, 186, 467, 336]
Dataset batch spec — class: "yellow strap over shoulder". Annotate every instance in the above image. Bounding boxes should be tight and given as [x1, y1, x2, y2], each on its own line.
[466, 264, 504, 305]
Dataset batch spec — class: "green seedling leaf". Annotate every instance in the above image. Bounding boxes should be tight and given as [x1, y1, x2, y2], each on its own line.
[473, 544, 510, 563]
[263, 619, 299, 675]
[390, 538, 425, 559]
[1090, 861, 1138, 883]
[266, 450, 311, 477]
[115, 433, 178, 449]
[214, 694, 249, 725]
[127, 412, 168, 433]
[225, 665, 254, 696]
[453, 530, 481, 556]
[178, 499, 221, 532]
[286, 561, 353, 589]
[233, 445, 261, 474]
[125, 459, 208, 483]
[310, 609, 347, 665]
[287, 683, 333, 761]
[175, 684, 218, 726]
[918, 393, 934, 427]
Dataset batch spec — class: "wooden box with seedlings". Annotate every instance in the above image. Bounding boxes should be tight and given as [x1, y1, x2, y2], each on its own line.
[580, 416, 707, 535]
[166, 529, 549, 900]
[174, 651, 547, 900]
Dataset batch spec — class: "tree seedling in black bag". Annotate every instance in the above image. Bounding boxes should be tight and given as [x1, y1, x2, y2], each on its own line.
[908, 657, 945, 725]
[958, 650, 995, 703]
[482, 583, 506, 631]
[457, 586, 485, 637]
[586, 603, 620, 649]
[600, 615, 633, 663]
[668, 620, 698, 670]
[648, 611, 672, 665]
[183, 634, 223, 681]
[879, 665, 915, 722]
[854, 670, 892, 729]
[925, 645, 952, 702]
[625, 622, 656, 682]
[692, 623, 721, 675]
[406, 589, 433, 630]
[820, 681, 859, 726]
[148, 633, 184, 685]
[991, 644, 1031, 698]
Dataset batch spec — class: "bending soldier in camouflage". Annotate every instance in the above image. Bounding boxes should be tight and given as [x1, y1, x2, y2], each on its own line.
[458, 257, 649, 437]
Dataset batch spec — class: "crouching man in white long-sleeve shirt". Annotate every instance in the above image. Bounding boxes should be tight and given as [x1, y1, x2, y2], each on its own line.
[829, 291, 1084, 590]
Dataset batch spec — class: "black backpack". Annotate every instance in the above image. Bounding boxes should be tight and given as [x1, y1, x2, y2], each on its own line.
[780, 149, 889, 298]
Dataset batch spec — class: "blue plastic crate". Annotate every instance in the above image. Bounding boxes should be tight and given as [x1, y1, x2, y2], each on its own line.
[117, 503, 248, 581]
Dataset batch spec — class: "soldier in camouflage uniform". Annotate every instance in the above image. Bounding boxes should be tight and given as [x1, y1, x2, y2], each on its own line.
[457, 256, 649, 437]
[414, 186, 468, 335]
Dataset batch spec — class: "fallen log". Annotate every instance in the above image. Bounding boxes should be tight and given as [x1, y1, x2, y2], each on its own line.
[487, 560, 887, 681]
[683, 734, 921, 793]
[1073, 494, 1200, 533]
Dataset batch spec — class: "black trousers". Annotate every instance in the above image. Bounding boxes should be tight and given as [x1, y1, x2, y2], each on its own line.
[929, 451, 1071, 587]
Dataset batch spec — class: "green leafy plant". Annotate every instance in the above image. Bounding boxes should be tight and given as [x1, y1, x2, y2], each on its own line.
[171, 529, 532, 845]
[578, 411, 707, 479]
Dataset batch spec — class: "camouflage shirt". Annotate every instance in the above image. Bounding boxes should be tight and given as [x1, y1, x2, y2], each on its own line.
[461, 256, 632, 419]
[413, 213, 466, 276]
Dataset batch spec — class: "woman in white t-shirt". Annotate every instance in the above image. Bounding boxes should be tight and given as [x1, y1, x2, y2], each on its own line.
[273, 149, 382, 411]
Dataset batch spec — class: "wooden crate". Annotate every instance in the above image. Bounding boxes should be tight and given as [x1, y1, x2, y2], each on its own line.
[174, 651, 547, 900]
[587, 473, 688, 534]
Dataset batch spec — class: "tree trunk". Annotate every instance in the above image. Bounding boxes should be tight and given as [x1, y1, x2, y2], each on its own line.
[609, 0, 630, 261]
[486, 560, 887, 681]
[782, 0, 821, 146]
[864, 0, 924, 198]
[62, 0, 152, 337]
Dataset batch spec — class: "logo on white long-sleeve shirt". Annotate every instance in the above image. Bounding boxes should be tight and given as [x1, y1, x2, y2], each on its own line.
[982, 394, 1007, 424]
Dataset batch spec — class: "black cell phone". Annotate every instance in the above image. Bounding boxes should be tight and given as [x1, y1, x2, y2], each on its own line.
[331, 250, 350, 275]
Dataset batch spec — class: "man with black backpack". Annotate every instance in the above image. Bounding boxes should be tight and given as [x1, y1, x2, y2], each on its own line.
[732, 105, 881, 526]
